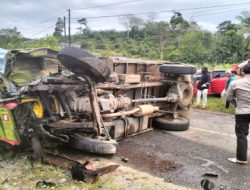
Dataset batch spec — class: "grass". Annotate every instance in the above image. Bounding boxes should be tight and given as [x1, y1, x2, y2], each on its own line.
[0, 153, 124, 190]
[194, 96, 235, 114]
[0, 152, 154, 190]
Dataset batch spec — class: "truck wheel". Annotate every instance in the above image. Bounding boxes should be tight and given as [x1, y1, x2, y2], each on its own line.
[159, 64, 196, 74]
[178, 82, 193, 109]
[178, 108, 191, 119]
[58, 46, 111, 82]
[69, 135, 117, 155]
[154, 116, 189, 131]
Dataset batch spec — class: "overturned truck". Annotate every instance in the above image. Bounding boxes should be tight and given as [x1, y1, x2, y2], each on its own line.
[0, 47, 196, 156]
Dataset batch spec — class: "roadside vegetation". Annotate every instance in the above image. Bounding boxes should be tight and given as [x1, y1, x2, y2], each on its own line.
[1, 11, 250, 66]
[194, 96, 235, 114]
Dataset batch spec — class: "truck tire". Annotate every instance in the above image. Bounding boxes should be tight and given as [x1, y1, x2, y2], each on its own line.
[154, 116, 189, 131]
[178, 82, 194, 109]
[69, 135, 117, 155]
[159, 64, 196, 74]
[58, 47, 111, 82]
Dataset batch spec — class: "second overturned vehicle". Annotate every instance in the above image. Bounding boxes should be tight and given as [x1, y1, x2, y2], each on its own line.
[0, 47, 196, 156]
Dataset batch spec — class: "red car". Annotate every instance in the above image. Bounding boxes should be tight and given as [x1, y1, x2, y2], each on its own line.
[193, 69, 227, 95]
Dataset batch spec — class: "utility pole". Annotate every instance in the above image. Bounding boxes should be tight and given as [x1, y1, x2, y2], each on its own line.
[63, 16, 66, 38]
[68, 9, 71, 46]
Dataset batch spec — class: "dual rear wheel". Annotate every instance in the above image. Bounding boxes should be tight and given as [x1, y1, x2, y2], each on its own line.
[155, 64, 196, 131]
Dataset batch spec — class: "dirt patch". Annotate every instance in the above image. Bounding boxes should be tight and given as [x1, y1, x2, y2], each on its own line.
[116, 140, 182, 177]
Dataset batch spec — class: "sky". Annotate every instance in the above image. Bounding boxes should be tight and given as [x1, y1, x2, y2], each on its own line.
[0, 0, 249, 38]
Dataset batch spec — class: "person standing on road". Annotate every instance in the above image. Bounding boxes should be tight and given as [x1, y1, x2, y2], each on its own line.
[225, 70, 237, 91]
[221, 70, 231, 99]
[194, 67, 211, 109]
[226, 64, 250, 164]
[222, 70, 238, 105]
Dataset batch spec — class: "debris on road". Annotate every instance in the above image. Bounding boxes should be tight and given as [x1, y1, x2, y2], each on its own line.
[201, 178, 215, 190]
[70, 161, 119, 183]
[42, 153, 76, 169]
[202, 172, 219, 178]
[0, 152, 189, 190]
[165, 176, 173, 183]
[36, 180, 56, 188]
[219, 185, 227, 190]
[121, 157, 129, 163]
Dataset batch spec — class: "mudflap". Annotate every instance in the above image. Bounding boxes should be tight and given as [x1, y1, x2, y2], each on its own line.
[0, 106, 21, 146]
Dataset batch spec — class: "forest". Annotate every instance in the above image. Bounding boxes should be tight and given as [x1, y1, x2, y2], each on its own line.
[1, 12, 250, 65]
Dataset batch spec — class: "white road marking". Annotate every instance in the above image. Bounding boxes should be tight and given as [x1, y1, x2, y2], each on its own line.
[190, 127, 236, 138]
[194, 157, 229, 173]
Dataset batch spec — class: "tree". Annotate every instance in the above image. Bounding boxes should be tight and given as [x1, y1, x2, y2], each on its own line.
[154, 22, 171, 60]
[188, 20, 201, 31]
[236, 11, 250, 34]
[236, 11, 250, 59]
[213, 22, 244, 63]
[170, 12, 189, 31]
[77, 17, 87, 34]
[118, 15, 144, 38]
[53, 17, 64, 38]
[217, 21, 238, 35]
[129, 16, 144, 29]
[171, 31, 209, 64]
[0, 27, 24, 49]
[146, 13, 158, 23]
[169, 12, 190, 48]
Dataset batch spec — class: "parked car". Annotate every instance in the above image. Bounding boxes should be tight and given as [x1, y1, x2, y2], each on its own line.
[0, 47, 196, 156]
[193, 69, 227, 95]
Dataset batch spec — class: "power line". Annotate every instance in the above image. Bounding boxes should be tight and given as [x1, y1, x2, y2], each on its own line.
[21, 0, 141, 31]
[30, 23, 55, 38]
[143, 2, 248, 19]
[185, 4, 249, 17]
[22, 0, 142, 37]
[71, 0, 142, 11]
[189, 6, 249, 19]
[71, 1, 250, 20]
[27, 1, 250, 38]
[142, 4, 248, 21]
[187, 4, 246, 15]
[22, 10, 66, 31]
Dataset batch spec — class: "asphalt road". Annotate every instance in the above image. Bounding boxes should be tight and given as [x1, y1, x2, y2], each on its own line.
[114, 110, 250, 190]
